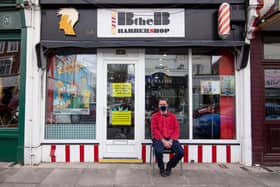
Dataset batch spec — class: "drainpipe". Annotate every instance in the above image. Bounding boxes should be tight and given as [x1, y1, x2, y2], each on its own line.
[22, 0, 40, 165]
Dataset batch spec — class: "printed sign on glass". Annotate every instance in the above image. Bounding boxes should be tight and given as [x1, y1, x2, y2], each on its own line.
[111, 111, 132, 126]
[221, 76, 235, 96]
[200, 80, 221, 95]
[112, 83, 132, 97]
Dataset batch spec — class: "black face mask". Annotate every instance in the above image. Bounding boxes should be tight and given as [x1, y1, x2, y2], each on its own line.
[159, 105, 167, 111]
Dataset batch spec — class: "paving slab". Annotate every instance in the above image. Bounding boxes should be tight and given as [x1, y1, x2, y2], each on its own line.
[151, 168, 189, 185]
[40, 168, 83, 185]
[115, 167, 152, 185]
[76, 168, 116, 186]
[37, 184, 76, 187]
[0, 168, 19, 183]
[0, 183, 37, 187]
[250, 173, 280, 187]
[4, 168, 53, 184]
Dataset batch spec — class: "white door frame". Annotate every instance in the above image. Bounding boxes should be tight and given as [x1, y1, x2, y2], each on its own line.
[96, 48, 145, 159]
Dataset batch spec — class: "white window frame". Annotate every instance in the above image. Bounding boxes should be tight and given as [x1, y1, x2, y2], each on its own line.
[0, 41, 5, 53]
[0, 56, 13, 75]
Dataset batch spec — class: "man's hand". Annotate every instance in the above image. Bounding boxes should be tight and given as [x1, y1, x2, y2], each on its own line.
[161, 139, 173, 149]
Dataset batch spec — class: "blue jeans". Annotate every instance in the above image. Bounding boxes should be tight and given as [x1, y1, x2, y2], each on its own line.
[152, 139, 184, 170]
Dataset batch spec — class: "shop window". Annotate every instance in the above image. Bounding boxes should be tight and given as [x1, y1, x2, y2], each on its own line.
[264, 43, 280, 59]
[0, 40, 20, 128]
[145, 51, 189, 139]
[264, 35, 280, 60]
[46, 54, 97, 139]
[265, 69, 280, 120]
[193, 51, 236, 139]
[145, 49, 236, 140]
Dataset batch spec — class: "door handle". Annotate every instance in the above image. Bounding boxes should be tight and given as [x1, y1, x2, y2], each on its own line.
[104, 107, 110, 113]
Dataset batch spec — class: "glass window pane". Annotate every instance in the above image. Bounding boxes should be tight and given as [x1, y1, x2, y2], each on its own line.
[145, 51, 189, 139]
[265, 69, 280, 120]
[264, 43, 280, 59]
[192, 51, 236, 139]
[107, 64, 135, 139]
[0, 40, 20, 128]
[46, 54, 97, 139]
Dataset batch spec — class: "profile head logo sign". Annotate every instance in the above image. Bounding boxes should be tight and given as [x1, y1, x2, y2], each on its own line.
[57, 8, 79, 36]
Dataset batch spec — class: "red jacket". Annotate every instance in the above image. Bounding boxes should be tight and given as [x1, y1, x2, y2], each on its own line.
[151, 111, 180, 140]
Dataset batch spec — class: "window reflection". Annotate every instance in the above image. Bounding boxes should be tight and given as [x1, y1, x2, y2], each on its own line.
[145, 53, 189, 139]
[264, 43, 280, 59]
[192, 52, 236, 139]
[0, 40, 20, 128]
[46, 54, 97, 139]
[265, 69, 280, 120]
[106, 64, 135, 140]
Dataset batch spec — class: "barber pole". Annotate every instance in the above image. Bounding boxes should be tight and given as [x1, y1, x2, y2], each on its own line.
[218, 3, 231, 39]
[112, 10, 117, 35]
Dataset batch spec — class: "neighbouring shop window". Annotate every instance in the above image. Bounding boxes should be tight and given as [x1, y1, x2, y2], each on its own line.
[265, 69, 280, 120]
[264, 36, 280, 59]
[46, 54, 97, 139]
[193, 50, 236, 139]
[145, 49, 189, 139]
[0, 40, 20, 128]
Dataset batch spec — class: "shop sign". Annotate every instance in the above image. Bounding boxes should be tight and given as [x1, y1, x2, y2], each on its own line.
[0, 12, 21, 30]
[98, 9, 185, 38]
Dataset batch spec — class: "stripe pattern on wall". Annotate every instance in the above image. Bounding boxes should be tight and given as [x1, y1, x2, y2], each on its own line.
[43, 143, 240, 163]
[42, 144, 99, 162]
[142, 144, 240, 164]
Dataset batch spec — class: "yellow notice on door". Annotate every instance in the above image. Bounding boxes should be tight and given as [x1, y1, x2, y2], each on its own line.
[112, 111, 131, 125]
[112, 83, 132, 97]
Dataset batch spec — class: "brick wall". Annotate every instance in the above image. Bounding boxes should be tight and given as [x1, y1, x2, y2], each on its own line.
[250, 32, 265, 164]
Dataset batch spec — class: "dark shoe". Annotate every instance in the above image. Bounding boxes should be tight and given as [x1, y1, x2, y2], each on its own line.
[165, 166, 172, 176]
[160, 168, 167, 177]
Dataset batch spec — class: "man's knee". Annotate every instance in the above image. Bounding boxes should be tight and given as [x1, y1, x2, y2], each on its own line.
[178, 148, 184, 158]
[154, 148, 163, 156]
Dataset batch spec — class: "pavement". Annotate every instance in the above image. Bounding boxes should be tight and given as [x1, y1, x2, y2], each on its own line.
[0, 162, 280, 187]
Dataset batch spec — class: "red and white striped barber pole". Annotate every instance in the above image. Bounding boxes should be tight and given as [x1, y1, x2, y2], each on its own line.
[218, 2, 231, 39]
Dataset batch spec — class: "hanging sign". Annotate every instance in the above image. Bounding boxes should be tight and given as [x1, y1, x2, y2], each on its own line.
[98, 9, 185, 38]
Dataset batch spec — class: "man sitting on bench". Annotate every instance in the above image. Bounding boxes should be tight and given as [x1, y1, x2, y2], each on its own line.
[151, 98, 184, 177]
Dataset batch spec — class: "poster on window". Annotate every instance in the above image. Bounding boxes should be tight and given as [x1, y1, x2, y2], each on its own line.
[111, 111, 132, 126]
[53, 55, 92, 115]
[200, 80, 220, 95]
[112, 83, 132, 97]
[221, 76, 235, 96]
[265, 69, 280, 88]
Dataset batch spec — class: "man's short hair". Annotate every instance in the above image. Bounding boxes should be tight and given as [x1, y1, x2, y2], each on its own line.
[158, 97, 168, 104]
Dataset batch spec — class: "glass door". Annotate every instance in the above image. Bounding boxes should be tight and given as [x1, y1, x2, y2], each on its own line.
[99, 49, 145, 159]
[106, 64, 135, 140]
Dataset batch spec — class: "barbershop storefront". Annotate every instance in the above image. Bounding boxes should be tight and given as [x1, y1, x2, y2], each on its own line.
[31, 0, 251, 165]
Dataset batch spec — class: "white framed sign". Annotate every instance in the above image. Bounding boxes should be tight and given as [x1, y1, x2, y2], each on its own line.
[98, 9, 185, 38]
